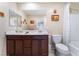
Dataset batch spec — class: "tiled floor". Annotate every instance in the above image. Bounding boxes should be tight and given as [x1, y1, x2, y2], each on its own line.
[49, 44, 55, 56]
[48, 36, 55, 56]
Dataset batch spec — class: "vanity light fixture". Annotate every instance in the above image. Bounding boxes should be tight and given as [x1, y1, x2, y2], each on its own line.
[22, 19, 27, 24]
[30, 20, 34, 24]
[0, 12, 4, 17]
[51, 15, 59, 21]
[54, 9, 57, 14]
[51, 9, 59, 21]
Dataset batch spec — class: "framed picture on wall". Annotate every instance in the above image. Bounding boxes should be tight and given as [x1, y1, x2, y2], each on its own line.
[51, 15, 59, 21]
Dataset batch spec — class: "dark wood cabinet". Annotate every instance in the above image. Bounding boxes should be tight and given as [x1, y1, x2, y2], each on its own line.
[41, 39, 48, 55]
[6, 35, 48, 56]
[15, 40, 23, 56]
[24, 40, 31, 48]
[32, 40, 40, 56]
[24, 48, 31, 56]
[7, 40, 14, 56]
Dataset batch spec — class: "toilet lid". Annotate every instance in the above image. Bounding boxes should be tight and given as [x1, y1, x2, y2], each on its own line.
[56, 44, 68, 51]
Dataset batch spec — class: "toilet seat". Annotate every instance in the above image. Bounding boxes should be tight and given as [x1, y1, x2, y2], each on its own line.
[56, 43, 69, 54]
[56, 44, 68, 51]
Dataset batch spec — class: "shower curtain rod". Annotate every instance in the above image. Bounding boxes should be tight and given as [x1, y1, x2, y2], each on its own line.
[70, 8, 79, 12]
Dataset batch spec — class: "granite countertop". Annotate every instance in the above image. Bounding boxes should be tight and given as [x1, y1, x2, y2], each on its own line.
[5, 30, 49, 35]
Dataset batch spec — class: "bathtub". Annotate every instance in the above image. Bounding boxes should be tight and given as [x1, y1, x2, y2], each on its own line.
[69, 41, 79, 56]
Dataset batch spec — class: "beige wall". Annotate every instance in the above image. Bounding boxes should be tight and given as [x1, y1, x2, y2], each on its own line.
[0, 3, 19, 55]
[46, 5, 63, 35]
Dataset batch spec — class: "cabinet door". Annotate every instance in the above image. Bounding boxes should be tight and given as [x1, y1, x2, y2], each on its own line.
[41, 39, 48, 56]
[24, 40, 31, 48]
[23, 40, 32, 56]
[15, 40, 23, 56]
[24, 48, 31, 56]
[7, 40, 14, 56]
[32, 40, 40, 56]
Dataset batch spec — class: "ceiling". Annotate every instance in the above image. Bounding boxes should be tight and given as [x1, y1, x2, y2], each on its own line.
[17, 2, 65, 5]
[17, 2, 67, 16]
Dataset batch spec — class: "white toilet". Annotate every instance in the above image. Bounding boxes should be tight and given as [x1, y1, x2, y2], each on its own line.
[52, 35, 69, 56]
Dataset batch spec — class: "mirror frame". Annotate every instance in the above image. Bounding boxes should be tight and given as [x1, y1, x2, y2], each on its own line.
[9, 9, 21, 27]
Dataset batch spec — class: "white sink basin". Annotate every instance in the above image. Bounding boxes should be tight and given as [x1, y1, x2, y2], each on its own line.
[6, 31, 25, 35]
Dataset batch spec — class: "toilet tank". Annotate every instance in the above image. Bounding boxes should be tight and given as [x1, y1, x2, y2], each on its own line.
[52, 35, 62, 44]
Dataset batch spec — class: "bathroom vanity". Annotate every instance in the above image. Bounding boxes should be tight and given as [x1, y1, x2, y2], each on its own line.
[6, 30, 48, 56]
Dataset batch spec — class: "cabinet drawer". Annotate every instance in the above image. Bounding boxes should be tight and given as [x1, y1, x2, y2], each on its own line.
[24, 40, 31, 47]
[33, 35, 48, 40]
[24, 35, 34, 39]
[24, 48, 31, 56]
[6, 35, 24, 39]
[24, 35, 48, 40]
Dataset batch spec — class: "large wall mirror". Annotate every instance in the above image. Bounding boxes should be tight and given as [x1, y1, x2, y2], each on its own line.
[9, 9, 21, 27]
[24, 10, 47, 30]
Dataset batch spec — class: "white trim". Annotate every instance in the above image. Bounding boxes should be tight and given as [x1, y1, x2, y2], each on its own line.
[63, 3, 71, 45]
